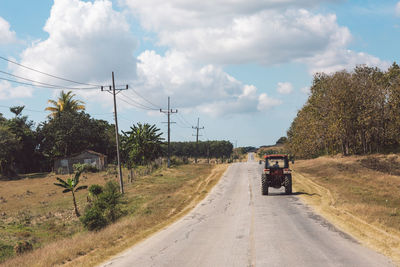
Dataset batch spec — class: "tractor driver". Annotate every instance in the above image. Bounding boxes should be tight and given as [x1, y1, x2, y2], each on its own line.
[273, 161, 279, 168]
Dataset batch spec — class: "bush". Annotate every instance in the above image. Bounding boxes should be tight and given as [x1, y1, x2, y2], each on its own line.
[88, 184, 103, 197]
[81, 181, 126, 231]
[14, 241, 33, 255]
[80, 206, 107, 231]
[73, 163, 98, 173]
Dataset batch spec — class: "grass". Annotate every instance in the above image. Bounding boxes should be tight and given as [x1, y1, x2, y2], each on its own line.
[292, 154, 400, 265]
[0, 163, 228, 266]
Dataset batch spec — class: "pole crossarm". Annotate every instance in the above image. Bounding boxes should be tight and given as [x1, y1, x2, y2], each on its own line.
[101, 72, 128, 194]
[160, 97, 177, 168]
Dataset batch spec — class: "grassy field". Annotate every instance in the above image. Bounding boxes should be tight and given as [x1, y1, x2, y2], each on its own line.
[292, 154, 400, 265]
[0, 163, 227, 266]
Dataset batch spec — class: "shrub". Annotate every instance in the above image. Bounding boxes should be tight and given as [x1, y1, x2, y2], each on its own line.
[73, 163, 98, 173]
[14, 241, 33, 255]
[81, 181, 126, 231]
[88, 184, 103, 197]
[80, 206, 107, 231]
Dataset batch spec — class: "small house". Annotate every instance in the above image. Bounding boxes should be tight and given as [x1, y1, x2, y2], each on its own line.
[54, 150, 107, 174]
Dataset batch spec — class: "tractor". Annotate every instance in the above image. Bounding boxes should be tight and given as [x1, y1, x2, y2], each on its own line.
[261, 154, 292, 195]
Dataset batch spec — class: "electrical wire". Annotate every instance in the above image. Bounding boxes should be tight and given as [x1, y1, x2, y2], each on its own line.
[0, 56, 101, 87]
[178, 113, 193, 127]
[128, 88, 161, 109]
[119, 92, 159, 111]
[0, 70, 99, 90]
[0, 76, 99, 90]
[118, 95, 157, 111]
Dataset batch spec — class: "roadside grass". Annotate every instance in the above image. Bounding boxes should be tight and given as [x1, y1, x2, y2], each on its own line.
[0, 163, 227, 267]
[292, 154, 400, 265]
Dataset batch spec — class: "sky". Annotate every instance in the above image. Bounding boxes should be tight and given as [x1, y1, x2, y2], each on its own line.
[0, 0, 399, 147]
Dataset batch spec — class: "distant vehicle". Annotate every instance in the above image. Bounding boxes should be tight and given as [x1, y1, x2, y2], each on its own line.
[261, 154, 292, 195]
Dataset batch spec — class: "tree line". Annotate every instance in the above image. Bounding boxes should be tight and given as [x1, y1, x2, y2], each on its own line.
[0, 91, 233, 178]
[0, 92, 117, 178]
[286, 63, 400, 158]
[169, 141, 233, 159]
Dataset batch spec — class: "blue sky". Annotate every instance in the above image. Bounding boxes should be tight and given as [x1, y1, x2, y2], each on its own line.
[0, 0, 399, 147]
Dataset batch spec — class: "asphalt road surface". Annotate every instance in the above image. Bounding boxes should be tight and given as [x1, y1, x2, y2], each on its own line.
[101, 153, 393, 267]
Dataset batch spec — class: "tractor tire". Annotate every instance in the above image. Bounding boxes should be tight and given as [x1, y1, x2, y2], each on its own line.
[284, 175, 292, 195]
[261, 175, 269, 195]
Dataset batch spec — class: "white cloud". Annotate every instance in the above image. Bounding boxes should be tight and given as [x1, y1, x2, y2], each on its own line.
[125, 0, 385, 73]
[0, 17, 16, 45]
[133, 50, 281, 117]
[14, 0, 137, 86]
[396, 2, 400, 16]
[0, 80, 33, 100]
[304, 48, 390, 74]
[277, 82, 293, 94]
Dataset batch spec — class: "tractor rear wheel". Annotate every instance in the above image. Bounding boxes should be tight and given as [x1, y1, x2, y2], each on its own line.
[284, 175, 292, 195]
[261, 175, 268, 195]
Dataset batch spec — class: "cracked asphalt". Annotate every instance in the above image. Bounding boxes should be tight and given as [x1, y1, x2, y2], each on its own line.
[100, 154, 393, 267]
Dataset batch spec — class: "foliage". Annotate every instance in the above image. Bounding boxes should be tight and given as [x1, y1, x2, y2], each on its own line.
[13, 241, 33, 255]
[168, 141, 233, 159]
[54, 172, 88, 217]
[73, 163, 98, 173]
[88, 184, 103, 197]
[45, 90, 85, 118]
[276, 137, 287, 145]
[287, 63, 400, 158]
[37, 111, 116, 162]
[80, 206, 107, 231]
[81, 181, 126, 231]
[121, 123, 164, 167]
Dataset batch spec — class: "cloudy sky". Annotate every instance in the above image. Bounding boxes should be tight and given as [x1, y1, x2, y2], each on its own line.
[0, 0, 399, 147]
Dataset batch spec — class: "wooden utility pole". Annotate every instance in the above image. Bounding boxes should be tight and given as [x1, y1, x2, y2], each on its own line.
[192, 117, 204, 164]
[160, 97, 177, 168]
[101, 72, 128, 194]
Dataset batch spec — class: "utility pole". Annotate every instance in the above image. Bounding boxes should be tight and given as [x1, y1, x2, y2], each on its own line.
[192, 117, 204, 164]
[160, 97, 177, 168]
[101, 72, 128, 194]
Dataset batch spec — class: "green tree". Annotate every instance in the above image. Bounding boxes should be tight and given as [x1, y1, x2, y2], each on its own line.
[54, 171, 88, 217]
[121, 123, 164, 167]
[45, 90, 85, 118]
[37, 112, 116, 161]
[0, 124, 21, 177]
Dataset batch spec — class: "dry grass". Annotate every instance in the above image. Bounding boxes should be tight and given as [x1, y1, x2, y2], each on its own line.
[0, 163, 228, 267]
[292, 154, 400, 265]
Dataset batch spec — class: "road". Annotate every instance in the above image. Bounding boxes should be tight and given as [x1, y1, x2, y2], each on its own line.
[101, 153, 393, 267]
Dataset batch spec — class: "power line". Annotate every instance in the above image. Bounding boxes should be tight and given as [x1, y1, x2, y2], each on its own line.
[0, 76, 98, 90]
[178, 113, 192, 127]
[119, 92, 158, 111]
[0, 70, 99, 90]
[129, 88, 161, 109]
[0, 56, 101, 87]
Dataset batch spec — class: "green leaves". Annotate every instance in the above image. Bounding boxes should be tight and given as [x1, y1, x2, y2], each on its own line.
[121, 123, 164, 167]
[45, 90, 85, 118]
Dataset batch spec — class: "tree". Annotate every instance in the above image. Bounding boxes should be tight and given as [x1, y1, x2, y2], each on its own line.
[121, 123, 164, 167]
[45, 90, 85, 118]
[37, 112, 116, 162]
[54, 171, 88, 217]
[0, 124, 21, 177]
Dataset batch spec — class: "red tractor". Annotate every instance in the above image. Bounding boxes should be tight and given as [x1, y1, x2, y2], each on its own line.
[261, 154, 292, 195]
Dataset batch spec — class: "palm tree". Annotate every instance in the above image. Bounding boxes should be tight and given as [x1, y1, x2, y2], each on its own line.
[54, 171, 88, 217]
[45, 90, 85, 118]
[122, 123, 164, 166]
